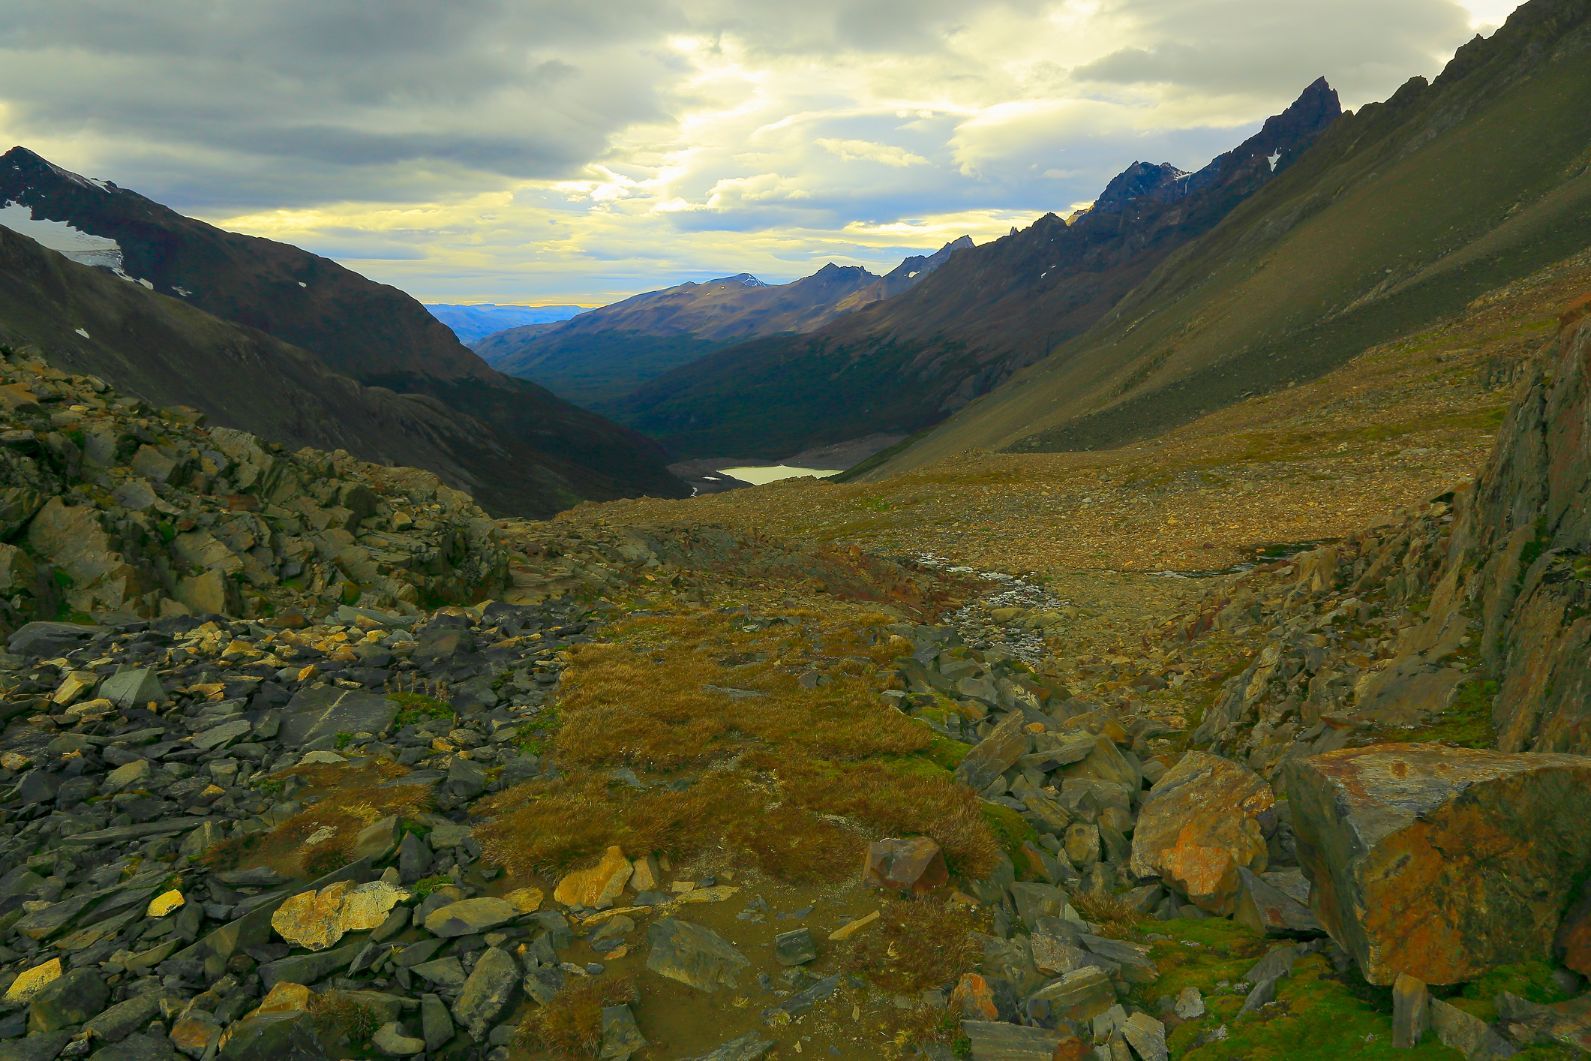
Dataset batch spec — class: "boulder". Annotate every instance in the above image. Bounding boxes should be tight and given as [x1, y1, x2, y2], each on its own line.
[218, 1011, 327, 1060]
[954, 712, 1031, 791]
[553, 845, 634, 910]
[279, 686, 397, 746]
[1129, 751, 1274, 915]
[100, 667, 165, 709]
[27, 967, 108, 1033]
[423, 896, 516, 937]
[451, 946, 519, 1041]
[863, 836, 948, 893]
[1233, 868, 1321, 937]
[272, 880, 409, 951]
[1287, 744, 1591, 984]
[646, 917, 749, 992]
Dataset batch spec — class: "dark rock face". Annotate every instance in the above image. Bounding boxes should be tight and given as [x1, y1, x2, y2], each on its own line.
[1444, 299, 1591, 753]
[1194, 310, 1591, 768]
[1287, 743, 1591, 985]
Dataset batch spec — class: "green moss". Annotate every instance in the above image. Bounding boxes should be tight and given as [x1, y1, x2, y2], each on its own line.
[1448, 959, 1570, 1023]
[515, 708, 562, 755]
[1180, 955, 1462, 1058]
[979, 802, 1036, 866]
[410, 874, 453, 901]
[154, 520, 177, 544]
[390, 691, 454, 729]
[1402, 678, 1498, 748]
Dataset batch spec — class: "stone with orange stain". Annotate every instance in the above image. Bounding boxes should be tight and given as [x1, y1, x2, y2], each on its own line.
[948, 972, 999, 1020]
[1287, 743, 1591, 986]
[1129, 751, 1273, 915]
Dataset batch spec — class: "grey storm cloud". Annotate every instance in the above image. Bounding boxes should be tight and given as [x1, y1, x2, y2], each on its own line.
[0, 0, 1502, 300]
[1075, 0, 1474, 100]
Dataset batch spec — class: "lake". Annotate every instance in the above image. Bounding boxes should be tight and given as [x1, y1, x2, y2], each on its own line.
[714, 465, 843, 486]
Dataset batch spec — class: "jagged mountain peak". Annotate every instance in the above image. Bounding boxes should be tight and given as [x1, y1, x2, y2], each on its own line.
[707, 272, 767, 287]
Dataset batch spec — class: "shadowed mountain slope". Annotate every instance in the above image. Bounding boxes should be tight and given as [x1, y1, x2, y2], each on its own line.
[612, 80, 1342, 459]
[864, 0, 1591, 478]
[478, 239, 971, 408]
[0, 147, 686, 515]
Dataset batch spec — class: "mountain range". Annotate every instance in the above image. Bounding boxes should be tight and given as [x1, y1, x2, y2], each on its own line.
[425, 302, 586, 345]
[0, 147, 687, 516]
[859, 0, 1591, 478]
[476, 237, 973, 408]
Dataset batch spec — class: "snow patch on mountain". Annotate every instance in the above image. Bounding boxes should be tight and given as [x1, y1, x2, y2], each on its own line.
[0, 201, 126, 271]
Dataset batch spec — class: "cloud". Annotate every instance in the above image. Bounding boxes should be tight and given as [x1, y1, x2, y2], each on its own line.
[0, 0, 1503, 303]
[816, 138, 929, 167]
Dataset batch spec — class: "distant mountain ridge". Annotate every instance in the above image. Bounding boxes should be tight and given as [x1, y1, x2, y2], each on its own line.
[425, 302, 585, 344]
[864, 0, 1591, 478]
[612, 79, 1343, 459]
[0, 146, 687, 515]
[476, 239, 972, 408]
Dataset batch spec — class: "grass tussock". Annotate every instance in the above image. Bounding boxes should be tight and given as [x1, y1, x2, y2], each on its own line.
[473, 600, 998, 887]
[1072, 890, 1141, 939]
[516, 976, 637, 1058]
[203, 759, 430, 878]
[846, 898, 983, 994]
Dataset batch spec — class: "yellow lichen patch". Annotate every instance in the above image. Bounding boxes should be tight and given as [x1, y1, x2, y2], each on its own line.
[252, 981, 315, 1017]
[504, 887, 544, 914]
[146, 889, 186, 918]
[4, 958, 61, 1002]
[553, 846, 632, 910]
[272, 882, 354, 951]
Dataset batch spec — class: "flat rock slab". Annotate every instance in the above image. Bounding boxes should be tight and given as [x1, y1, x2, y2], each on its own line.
[423, 896, 516, 937]
[960, 1020, 1069, 1060]
[279, 685, 397, 746]
[1287, 743, 1591, 985]
[646, 917, 749, 992]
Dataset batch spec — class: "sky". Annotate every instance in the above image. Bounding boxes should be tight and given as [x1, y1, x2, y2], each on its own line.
[0, 1, 1520, 306]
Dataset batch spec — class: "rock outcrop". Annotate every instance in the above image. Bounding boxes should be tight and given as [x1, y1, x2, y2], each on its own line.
[1287, 743, 1591, 984]
[0, 345, 507, 633]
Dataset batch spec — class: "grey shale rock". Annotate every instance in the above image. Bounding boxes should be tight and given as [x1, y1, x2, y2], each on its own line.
[646, 917, 750, 992]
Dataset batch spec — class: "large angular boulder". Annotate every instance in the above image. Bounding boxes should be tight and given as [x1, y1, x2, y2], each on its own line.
[954, 712, 1031, 791]
[646, 918, 749, 992]
[1287, 744, 1591, 985]
[863, 836, 947, 894]
[279, 686, 397, 746]
[1129, 751, 1274, 915]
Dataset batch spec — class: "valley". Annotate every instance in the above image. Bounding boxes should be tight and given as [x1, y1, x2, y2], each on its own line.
[0, 1, 1588, 1059]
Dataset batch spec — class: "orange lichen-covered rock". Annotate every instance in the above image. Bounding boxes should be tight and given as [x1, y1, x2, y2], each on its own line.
[1287, 743, 1591, 986]
[949, 972, 999, 1020]
[1129, 751, 1273, 915]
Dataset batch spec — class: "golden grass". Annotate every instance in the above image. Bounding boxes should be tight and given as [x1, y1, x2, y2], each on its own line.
[473, 598, 998, 887]
[846, 898, 984, 995]
[1072, 890, 1141, 939]
[516, 976, 638, 1058]
[204, 759, 430, 878]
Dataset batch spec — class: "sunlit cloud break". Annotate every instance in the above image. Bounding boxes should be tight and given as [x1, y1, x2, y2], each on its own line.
[0, 0, 1514, 304]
